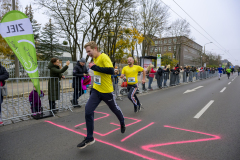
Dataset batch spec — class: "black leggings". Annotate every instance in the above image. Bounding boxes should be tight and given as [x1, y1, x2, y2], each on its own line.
[127, 84, 140, 107]
[49, 101, 56, 110]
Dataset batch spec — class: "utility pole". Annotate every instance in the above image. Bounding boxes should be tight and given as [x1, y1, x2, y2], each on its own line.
[12, 0, 19, 78]
[202, 42, 213, 67]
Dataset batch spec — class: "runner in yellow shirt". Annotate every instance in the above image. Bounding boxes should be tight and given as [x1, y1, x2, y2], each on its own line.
[77, 41, 125, 149]
[120, 57, 146, 113]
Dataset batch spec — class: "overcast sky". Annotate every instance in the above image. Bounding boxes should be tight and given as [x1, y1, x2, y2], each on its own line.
[19, 0, 240, 65]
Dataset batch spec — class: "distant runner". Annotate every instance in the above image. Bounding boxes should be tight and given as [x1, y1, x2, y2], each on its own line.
[226, 67, 231, 79]
[218, 66, 223, 80]
[120, 57, 146, 113]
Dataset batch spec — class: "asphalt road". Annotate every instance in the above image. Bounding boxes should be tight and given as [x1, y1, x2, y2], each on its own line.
[0, 73, 240, 160]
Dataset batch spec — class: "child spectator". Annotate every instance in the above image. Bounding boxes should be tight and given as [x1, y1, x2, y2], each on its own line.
[29, 87, 44, 116]
[112, 67, 121, 99]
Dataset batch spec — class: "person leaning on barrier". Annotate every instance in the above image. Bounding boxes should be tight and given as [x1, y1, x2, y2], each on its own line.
[147, 64, 156, 90]
[71, 58, 88, 108]
[163, 65, 170, 88]
[48, 58, 70, 114]
[156, 66, 163, 89]
[0, 62, 9, 125]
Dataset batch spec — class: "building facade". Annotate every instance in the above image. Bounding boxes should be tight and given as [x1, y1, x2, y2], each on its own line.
[148, 36, 202, 67]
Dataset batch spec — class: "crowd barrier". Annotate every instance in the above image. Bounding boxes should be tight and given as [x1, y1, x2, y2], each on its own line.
[0, 70, 218, 125]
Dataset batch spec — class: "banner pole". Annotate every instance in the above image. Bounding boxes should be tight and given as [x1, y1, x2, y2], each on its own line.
[12, 0, 20, 78]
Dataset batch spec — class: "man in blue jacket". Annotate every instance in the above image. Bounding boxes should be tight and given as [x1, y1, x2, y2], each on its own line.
[71, 58, 88, 108]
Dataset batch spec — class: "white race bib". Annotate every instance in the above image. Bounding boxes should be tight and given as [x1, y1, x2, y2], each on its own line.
[94, 76, 101, 85]
[128, 77, 135, 83]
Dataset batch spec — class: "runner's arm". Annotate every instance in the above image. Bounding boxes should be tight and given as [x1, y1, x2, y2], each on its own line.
[91, 65, 114, 75]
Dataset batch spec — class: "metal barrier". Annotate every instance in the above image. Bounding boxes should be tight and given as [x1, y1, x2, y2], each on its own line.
[0, 69, 219, 125]
[0, 76, 90, 124]
[0, 60, 76, 78]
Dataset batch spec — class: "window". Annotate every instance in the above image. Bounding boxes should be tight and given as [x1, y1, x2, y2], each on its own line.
[155, 47, 158, 52]
[164, 46, 167, 51]
[174, 46, 176, 51]
[155, 41, 158, 45]
[160, 40, 163, 44]
[168, 46, 171, 51]
[173, 38, 177, 43]
[151, 48, 154, 52]
[164, 39, 167, 44]
[168, 39, 172, 43]
[159, 47, 162, 52]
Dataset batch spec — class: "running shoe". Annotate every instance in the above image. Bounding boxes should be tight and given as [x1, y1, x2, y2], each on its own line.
[134, 106, 138, 113]
[77, 137, 95, 149]
[121, 124, 126, 133]
[138, 103, 142, 112]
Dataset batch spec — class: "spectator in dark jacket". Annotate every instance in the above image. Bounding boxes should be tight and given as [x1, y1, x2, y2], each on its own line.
[48, 58, 70, 113]
[163, 65, 170, 87]
[71, 58, 88, 107]
[156, 67, 163, 89]
[0, 63, 9, 125]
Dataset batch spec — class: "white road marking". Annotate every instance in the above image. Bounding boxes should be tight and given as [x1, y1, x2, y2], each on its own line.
[232, 79, 234, 81]
[228, 82, 231, 85]
[194, 100, 214, 119]
[183, 86, 204, 94]
[220, 87, 226, 93]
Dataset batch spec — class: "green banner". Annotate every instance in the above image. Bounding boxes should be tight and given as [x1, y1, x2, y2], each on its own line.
[0, 10, 40, 95]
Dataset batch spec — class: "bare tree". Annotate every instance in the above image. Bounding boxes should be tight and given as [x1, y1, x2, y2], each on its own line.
[35, 0, 85, 61]
[167, 19, 192, 65]
[139, 0, 170, 57]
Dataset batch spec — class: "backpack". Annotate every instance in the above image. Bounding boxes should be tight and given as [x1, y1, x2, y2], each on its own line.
[157, 67, 163, 76]
[83, 76, 91, 85]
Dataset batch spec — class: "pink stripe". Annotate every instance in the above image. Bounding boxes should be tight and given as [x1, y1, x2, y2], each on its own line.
[75, 111, 110, 127]
[121, 122, 155, 142]
[45, 121, 156, 160]
[141, 125, 221, 160]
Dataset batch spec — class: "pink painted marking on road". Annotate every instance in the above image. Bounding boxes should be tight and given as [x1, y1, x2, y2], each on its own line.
[141, 125, 221, 160]
[74, 111, 110, 127]
[87, 117, 142, 136]
[121, 122, 155, 142]
[45, 120, 156, 160]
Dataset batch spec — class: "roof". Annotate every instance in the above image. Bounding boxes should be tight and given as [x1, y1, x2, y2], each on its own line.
[141, 56, 157, 59]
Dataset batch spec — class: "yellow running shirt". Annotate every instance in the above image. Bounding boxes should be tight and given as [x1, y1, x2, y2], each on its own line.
[93, 53, 114, 93]
[122, 65, 144, 85]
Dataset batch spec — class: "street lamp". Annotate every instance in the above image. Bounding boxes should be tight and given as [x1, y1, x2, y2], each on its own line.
[201, 42, 213, 67]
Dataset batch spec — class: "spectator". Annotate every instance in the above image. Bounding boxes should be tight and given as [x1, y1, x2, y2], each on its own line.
[29, 87, 44, 116]
[48, 58, 70, 114]
[142, 67, 148, 91]
[163, 65, 170, 87]
[0, 62, 9, 125]
[112, 67, 121, 100]
[170, 67, 176, 86]
[175, 64, 180, 85]
[147, 64, 156, 90]
[71, 58, 88, 108]
[156, 66, 163, 89]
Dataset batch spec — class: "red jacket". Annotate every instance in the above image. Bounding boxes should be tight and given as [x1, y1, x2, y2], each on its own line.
[149, 68, 156, 78]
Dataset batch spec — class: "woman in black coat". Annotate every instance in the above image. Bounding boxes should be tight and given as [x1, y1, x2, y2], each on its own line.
[48, 58, 70, 113]
[0, 63, 9, 124]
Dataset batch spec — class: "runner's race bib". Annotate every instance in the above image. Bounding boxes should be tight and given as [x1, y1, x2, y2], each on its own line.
[94, 76, 101, 85]
[128, 77, 135, 83]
